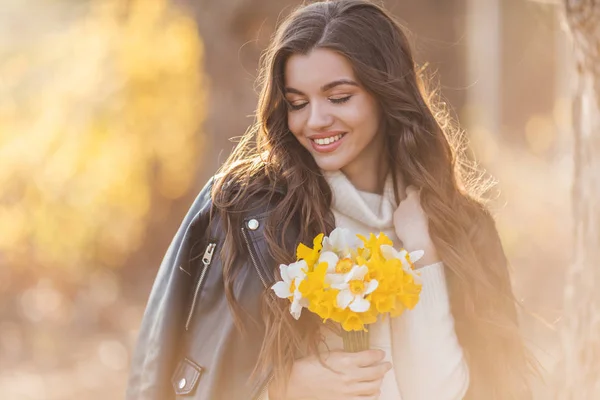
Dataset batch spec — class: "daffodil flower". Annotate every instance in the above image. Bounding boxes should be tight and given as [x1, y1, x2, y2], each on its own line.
[380, 245, 424, 281]
[332, 265, 379, 313]
[317, 250, 353, 286]
[318, 228, 362, 285]
[322, 227, 360, 258]
[271, 260, 309, 319]
[296, 233, 324, 268]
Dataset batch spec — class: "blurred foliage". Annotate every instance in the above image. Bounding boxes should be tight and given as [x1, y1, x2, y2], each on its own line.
[0, 0, 205, 283]
[0, 0, 206, 397]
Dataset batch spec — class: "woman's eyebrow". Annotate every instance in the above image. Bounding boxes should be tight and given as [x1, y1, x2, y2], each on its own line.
[321, 79, 358, 92]
[284, 79, 359, 95]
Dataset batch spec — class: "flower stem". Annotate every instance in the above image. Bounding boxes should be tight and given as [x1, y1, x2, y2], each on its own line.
[342, 329, 370, 352]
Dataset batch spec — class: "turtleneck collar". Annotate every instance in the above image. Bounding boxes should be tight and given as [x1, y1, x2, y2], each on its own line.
[323, 170, 398, 231]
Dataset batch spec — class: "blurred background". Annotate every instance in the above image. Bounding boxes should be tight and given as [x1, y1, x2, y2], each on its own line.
[0, 0, 573, 398]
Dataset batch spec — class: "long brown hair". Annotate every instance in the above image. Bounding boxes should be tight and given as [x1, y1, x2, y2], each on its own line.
[212, 0, 537, 398]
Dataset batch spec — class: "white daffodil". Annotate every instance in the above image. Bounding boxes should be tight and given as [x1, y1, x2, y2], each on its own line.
[318, 250, 354, 286]
[380, 244, 424, 282]
[271, 260, 309, 320]
[321, 227, 361, 258]
[331, 265, 379, 313]
[318, 228, 362, 286]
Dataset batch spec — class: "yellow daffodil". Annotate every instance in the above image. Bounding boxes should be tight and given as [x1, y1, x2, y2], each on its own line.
[392, 272, 421, 314]
[298, 261, 329, 300]
[342, 314, 365, 331]
[296, 233, 324, 268]
[357, 232, 393, 255]
[277, 228, 423, 332]
[380, 244, 424, 282]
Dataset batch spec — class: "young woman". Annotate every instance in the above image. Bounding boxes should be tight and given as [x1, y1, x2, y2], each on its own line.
[126, 1, 536, 399]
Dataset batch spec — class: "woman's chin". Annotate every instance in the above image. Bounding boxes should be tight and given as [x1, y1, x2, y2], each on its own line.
[315, 159, 347, 173]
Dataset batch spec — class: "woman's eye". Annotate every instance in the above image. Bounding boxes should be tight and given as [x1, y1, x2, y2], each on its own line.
[288, 101, 307, 111]
[330, 95, 352, 104]
[286, 95, 352, 111]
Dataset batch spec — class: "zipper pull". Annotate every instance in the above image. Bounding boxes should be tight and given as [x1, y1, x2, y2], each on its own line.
[202, 243, 216, 266]
[185, 241, 217, 332]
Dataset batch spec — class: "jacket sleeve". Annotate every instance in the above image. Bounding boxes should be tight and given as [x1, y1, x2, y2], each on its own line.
[125, 178, 214, 400]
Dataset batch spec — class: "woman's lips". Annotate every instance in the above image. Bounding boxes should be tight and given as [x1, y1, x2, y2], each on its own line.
[309, 133, 347, 153]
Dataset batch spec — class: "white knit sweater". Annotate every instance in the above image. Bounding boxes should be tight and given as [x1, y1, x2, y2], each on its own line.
[322, 170, 469, 400]
[263, 170, 469, 399]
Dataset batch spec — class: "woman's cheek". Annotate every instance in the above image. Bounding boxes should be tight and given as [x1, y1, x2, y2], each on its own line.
[287, 116, 305, 143]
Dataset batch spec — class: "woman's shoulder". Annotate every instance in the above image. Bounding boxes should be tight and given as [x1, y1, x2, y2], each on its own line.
[211, 168, 286, 203]
[180, 170, 286, 230]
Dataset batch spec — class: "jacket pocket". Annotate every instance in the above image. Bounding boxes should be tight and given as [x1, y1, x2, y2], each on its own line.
[171, 357, 204, 396]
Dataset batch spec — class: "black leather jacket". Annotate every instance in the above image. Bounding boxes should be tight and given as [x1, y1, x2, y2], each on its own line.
[126, 177, 283, 399]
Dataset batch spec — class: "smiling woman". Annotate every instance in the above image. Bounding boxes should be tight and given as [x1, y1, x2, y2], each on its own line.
[285, 49, 385, 193]
[126, 1, 537, 399]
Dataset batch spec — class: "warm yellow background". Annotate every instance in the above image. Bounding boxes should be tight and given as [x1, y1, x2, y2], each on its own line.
[0, 0, 568, 398]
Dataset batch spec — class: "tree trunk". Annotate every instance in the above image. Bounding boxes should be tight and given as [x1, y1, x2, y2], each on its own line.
[172, 0, 298, 179]
[559, 1, 600, 398]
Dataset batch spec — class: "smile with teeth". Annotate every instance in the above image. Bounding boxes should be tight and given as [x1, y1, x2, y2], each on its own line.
[311, 133, 344, 146]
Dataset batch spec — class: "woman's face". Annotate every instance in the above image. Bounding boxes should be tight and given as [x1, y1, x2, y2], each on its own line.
[284, 48, 385, 183]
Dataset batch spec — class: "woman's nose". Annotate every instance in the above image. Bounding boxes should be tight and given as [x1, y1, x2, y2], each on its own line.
[306, 102, 334, 130]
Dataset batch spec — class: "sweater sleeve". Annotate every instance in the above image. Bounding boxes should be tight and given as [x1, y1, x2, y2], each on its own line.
[390, 262, 469, 400]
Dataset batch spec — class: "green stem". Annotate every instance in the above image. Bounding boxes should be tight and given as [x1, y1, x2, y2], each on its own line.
[342, 329, 370, 352]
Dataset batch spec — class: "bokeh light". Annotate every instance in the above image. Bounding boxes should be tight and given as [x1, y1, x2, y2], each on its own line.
[1, 0, 206, 398]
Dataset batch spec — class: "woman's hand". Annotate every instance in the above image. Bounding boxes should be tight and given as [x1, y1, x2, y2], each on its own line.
[393, 186, 440, 267]
[275, 349, 391, 400]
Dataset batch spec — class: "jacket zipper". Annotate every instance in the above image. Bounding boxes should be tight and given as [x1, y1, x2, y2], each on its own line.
[241, 227, 273, 400]
[185, 242, 216, 331]
[242, 227, 269, 287]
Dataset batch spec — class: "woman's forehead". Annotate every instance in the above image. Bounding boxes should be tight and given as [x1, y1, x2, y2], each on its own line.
[284, 48, 357, 91]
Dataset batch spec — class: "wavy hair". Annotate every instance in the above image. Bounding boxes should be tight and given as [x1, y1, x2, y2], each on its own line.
[212, 0, 537, 398]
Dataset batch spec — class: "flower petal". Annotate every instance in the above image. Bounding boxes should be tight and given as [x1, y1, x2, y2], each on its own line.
[349, 296, 370, 312]
[279, 264, 291, 283]
[290, 298, 303, 320]
[328, 227, 346, 250]
[288, 260, 308, 280]
[293, 276, 304, 289]
[331, 281, 349, 290]
[330, 227, 359, 255]
[325, 273, 346, 286]
[380, 245, 397, 261]
[364, 279, 379, 295]
[313, 233, 324, 251]
[406, 269, 422, 285]
[337, 289, 354, 309]
[408, 250, 424, 263]
[321, 236, 333, 252]
[346, 265, 368, 282]
[318, 251, 339, 272]
[271, 281, 292, 298]
[296, 293, 309, 308]
[397, 249, 408, 260]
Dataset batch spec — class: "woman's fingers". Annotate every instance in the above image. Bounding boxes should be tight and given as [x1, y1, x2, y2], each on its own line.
[405, 184, 420, 197]
[357, 362, 392, 381]
[349, 378, 384, 397]
[350, 349, 386, 367]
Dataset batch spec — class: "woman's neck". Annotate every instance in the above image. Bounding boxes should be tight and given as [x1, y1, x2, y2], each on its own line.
[341, 159, 389, 194]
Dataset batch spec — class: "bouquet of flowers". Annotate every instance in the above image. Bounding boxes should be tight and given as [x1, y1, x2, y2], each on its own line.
[271, 227, 423, 352]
